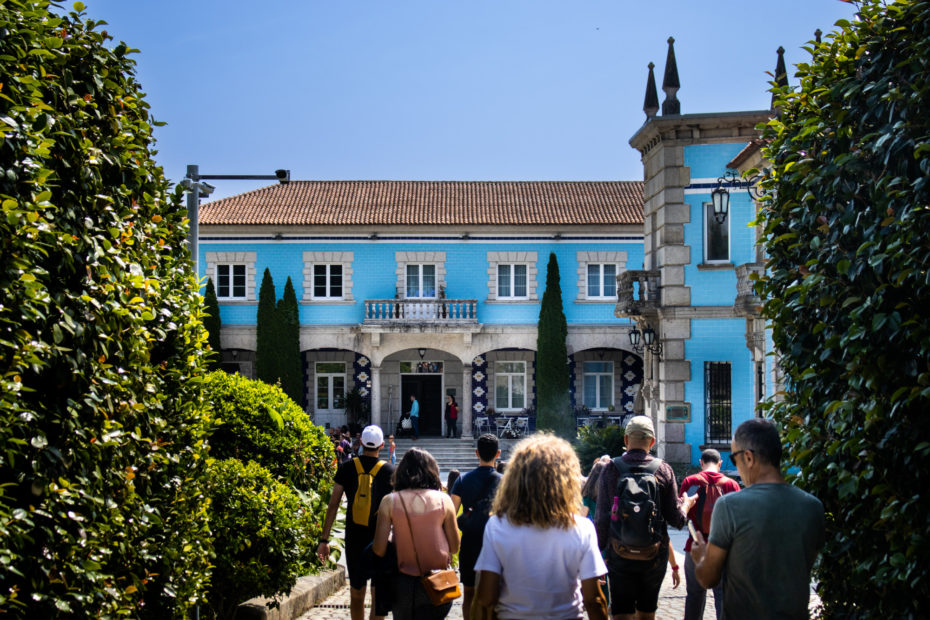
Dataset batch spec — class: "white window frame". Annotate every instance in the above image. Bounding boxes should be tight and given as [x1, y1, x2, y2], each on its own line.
[216, 264, 248, 300]
[583, 361, 614, 411]
[312, 263, 344, 300]
[205, 252, 257, 301]
[586, 263, 618, 299]
[704, 202, 731, 264]
[405, 263, 438, 299]
[495, 361, 526, 412]
[497, 264, 529, 300]
[315, 362, 347, 412]
[486, 252, 538, 301]
[303, 252, 354, 303]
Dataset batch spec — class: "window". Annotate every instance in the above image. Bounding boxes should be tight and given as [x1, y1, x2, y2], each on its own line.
[583, 361, 614, 410]
[406, 264, 436, 298]
[587, 264, 617, 299]
[216, 264, 247, 299]
[704, 202, 730, 263]
[316, 362, 346, 411]
[495, 361, 526, 411]
[705, 362, 732, 444]
[497, 264, 528, 299]
[313, 264, 343, 299]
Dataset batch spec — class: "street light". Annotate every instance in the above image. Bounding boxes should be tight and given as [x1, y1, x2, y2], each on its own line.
[629, 323, 663, 358]
[710, 169, 767, 224]
[181, 164, 290, 276]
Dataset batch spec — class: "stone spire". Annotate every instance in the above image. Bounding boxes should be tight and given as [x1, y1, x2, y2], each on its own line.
[661, 37, 680, 115]
[815, 28, 822, 44]
[643, 62, 659, 119]
[771, 46, 788, 110]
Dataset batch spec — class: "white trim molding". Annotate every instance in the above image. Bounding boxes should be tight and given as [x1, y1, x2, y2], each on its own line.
[205, 251, 258, 301]
[576, 251, 627, 301]
[303, 251, 355, 302]
[486, 251, 538, 301]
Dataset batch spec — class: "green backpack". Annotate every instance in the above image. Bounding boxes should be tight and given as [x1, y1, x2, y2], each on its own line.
[352, 457, 385, 526]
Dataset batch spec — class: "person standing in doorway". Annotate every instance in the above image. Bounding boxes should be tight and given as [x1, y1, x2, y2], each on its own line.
[408, 394, 420, 440]
[444, 394, 459, 438]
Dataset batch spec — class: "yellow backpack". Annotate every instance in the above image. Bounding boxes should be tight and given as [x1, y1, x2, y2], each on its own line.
[352, 457, 385, 526]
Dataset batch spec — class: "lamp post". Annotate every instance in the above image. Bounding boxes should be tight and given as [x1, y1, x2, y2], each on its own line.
[180, 164, 290, 277]
[710, 168, 768, 224]
[629, 323, 663, 358]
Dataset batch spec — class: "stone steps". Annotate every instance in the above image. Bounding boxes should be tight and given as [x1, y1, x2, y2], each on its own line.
[393, 436, 519, 478]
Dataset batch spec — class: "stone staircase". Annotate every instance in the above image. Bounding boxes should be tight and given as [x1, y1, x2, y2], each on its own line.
[393, 436, 519, 479]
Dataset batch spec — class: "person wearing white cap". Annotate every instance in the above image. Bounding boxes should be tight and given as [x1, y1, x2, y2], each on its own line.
[318, 425, 394, 620]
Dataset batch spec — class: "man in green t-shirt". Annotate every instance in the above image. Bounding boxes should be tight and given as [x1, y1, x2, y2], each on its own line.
[689, 418, 825, 619]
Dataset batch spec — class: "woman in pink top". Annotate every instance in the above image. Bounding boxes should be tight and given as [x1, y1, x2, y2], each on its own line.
[373, 448, 460, 619]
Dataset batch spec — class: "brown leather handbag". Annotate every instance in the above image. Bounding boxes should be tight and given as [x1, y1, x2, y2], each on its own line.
[398, 492, 462, 606]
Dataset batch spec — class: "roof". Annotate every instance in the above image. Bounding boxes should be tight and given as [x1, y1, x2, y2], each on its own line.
[199, 180, 644, 227]
[727, 139, 765, 169]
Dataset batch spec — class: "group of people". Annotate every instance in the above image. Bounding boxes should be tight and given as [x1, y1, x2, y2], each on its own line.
[317, 414, 825, 620]
[396, 393, 461, 440]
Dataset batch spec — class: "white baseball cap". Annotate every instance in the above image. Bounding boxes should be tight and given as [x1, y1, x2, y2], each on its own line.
[361, 425, 384, 448]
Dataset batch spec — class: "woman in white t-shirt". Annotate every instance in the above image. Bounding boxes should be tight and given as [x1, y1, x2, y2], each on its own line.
[473, 434, 609, 620]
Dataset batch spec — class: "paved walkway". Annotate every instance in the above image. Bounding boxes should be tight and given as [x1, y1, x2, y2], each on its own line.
[299, 529, 715, 619]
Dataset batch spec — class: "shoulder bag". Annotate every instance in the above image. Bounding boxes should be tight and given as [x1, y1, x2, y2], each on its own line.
[398, 491, 462, 606]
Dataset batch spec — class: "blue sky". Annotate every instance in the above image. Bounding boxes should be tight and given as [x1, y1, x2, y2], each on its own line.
[85, 0, 857, 200]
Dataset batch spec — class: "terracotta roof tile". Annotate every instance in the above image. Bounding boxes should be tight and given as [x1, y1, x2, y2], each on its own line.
[199, 180, 643, 227]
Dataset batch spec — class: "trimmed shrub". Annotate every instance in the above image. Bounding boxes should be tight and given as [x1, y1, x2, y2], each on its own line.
[0, 2, 212, 617]
[758, 1, 930, 615]
[255, 268, 278, 385]
[536, 253, 574, 438]
[575, 425, 626, 474]
[276, 277, 302, 405]
[205, 459, 319, 620]
[204, 278, 223, 371]
[204, 371, 334, 497]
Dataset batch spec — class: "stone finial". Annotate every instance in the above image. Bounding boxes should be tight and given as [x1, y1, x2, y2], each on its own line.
[661, 36, 680, 115]
[771, 46, 788, 110]
[643, 62, 659, 119]
[815, 28, 822, 44]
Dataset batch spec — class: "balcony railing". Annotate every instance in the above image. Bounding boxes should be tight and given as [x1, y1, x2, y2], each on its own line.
[734, 263, 764, 315]
[614, 270, 661, 317]
[363, 298, 479, 325]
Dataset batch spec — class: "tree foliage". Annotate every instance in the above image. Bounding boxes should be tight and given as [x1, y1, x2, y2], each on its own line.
[255, 268, 277, 384]
[276, 277, 302, 405]
[536, 253, 573, 438]
[757, 2, 930, 615]
[0, 1, 212, 616]
[203, 277, 223, 371]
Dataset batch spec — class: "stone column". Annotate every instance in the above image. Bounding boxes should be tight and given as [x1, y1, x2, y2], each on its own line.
[370, 365, 382, 428]
[461, 365, 473, 439]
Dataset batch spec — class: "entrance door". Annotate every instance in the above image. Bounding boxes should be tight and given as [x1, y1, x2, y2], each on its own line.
[402, 375, 443, 436]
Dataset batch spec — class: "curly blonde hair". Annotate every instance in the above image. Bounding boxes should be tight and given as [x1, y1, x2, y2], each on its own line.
[491, 433, 581, 529]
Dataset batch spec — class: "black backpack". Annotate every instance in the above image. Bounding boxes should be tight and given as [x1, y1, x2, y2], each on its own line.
[456, 473, 500, 536]
[608, 457, 664, 560]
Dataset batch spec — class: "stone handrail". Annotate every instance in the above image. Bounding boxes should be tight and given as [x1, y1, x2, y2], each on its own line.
[614, 270, 661, 317]
[734, 263, 764, 315]
[363, 298, 479, 324]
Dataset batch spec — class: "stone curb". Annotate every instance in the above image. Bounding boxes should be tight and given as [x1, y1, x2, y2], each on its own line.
[234, 567, 347, 620]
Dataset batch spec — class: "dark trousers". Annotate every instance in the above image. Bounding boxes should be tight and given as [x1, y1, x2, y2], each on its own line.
[445, 420, 458, 438]
[411, 417, 419, 438]
[684, 552, 723, 620]
[392, 573, 452, 620]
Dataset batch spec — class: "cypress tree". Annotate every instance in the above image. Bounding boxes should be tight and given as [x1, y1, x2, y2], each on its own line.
[536, 253, 573, 438]
[256, 268, 278, 384]
[277, 277, 303, 405]
[203, 278, 223, 371]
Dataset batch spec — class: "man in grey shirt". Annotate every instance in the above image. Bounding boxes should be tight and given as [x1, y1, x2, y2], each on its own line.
[690, 418, 825, 619]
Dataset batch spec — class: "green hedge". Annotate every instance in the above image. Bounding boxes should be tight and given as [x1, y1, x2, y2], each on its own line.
[0, 1, 212, 616]
[204, 459, 319, 620]
[205, 371, 335, 498]
[758, 1, 930, 615]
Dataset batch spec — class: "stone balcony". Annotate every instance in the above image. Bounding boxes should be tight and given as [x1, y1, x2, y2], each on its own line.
[734, 263, 764, 316]
[362, 298, 479, 326]
[614, 270, 661, 318]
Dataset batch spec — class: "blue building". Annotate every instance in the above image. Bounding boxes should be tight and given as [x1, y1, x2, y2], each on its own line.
[197, 39, 780, 464]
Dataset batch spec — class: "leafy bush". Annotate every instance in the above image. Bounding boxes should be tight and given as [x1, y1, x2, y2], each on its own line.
[204, 459, 320, 620]
[758, 1, 930, 615]
[205, 371, 335, 497]
[575, 425, 626, 474]
[0, 1, 213, 617]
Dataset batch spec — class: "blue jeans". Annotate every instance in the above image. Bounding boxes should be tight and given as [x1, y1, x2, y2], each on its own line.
[684, 552, 723, 620]
[411, 416, 419, 438]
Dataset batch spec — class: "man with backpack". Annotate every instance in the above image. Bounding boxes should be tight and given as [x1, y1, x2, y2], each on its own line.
[596, 415, 695, 620]
[451, 433, 503, 619]
[317, 425, 394, 620]
[679, 449, 740, 620]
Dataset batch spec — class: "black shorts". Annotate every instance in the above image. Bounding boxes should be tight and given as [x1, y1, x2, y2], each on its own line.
[458, 539, 482, 587]
[607, 543, 668, 615]
[345, 537, 372, 590]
